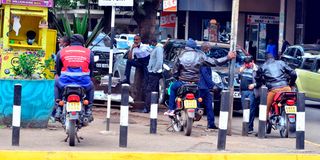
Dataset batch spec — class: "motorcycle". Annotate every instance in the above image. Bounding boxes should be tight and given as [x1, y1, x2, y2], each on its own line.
[167, 83, 203, 136]
[57, 85, 92, 146]
[266, 91, 297, 138]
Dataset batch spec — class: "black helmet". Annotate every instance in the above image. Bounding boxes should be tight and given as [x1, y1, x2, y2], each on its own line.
[70, 34, 85, 45]
[244, 56, 253, 63]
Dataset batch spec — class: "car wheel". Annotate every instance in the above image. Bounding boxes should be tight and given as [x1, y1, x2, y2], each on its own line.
[158, 78, 166, 104]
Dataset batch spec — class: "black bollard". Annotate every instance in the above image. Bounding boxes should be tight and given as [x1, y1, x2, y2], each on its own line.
[217, 90, 230, 150]
[296, 92, 305, 150]
[12, 84, 22, 146]
[258, 86, 268, 138]
[150, 92, 158, 134]
[242, 98, 250, 136]
[119, 84, 129, 148]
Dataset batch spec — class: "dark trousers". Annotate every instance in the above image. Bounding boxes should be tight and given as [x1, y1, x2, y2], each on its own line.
[241, 90, 255, 131]
[124, 56, 150, 84]
[199, 89, 215, 128]
[145, 72, 162, 111]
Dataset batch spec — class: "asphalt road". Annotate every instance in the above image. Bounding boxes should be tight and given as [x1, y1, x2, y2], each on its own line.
[305, 101, 320, 145]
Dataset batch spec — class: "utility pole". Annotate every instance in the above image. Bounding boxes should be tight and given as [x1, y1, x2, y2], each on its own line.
[227, 0, 239, 136]
[278, 0, 287, 54]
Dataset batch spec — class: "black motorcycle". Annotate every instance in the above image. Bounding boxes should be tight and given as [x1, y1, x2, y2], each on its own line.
[167, 83, 203, 136]
[57, 85, 92, 146]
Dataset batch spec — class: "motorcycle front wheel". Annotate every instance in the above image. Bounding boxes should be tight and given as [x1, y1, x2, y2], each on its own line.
[68, 120, 76, 146]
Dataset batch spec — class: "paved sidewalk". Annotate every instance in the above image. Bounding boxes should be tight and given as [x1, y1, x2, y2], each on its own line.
[0, 107, 319, 154]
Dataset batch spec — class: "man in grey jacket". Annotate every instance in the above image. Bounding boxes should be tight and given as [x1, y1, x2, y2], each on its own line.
[164, 39, 236, 116]
[143, 38, 164, 113]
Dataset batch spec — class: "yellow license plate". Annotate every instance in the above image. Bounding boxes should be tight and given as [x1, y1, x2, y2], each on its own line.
[66, 102, 81, 112]
[184, 100, 197, 109]
[285, 105, 297, 114]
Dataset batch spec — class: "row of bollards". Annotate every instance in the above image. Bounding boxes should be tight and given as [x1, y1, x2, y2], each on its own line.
[10, 84, 305, 150]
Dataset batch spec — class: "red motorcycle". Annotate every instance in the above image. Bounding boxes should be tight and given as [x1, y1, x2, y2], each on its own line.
[266, 91, 297, 138]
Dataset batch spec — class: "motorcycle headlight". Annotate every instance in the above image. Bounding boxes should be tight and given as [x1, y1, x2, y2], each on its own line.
[211, 71, 222, 84]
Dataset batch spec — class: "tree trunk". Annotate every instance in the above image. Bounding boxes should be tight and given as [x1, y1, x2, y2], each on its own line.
[130, 0, 160, 106]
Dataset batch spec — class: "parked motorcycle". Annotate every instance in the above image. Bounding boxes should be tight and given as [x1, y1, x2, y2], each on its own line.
[167, 83, 203, 136]
[266, 91, 297, 138]
[57, 85, 92, 146]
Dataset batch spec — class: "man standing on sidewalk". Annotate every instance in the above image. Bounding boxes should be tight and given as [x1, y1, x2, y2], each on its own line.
[239, 56, 258, 134]
[199, 42, 218, 130]
[143, 38, 164, 113]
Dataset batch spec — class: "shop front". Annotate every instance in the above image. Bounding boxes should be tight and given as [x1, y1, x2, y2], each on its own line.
[245, 15, 279, 61]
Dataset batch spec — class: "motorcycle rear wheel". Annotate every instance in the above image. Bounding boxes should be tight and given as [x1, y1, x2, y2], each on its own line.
[279, 110, 288, 138]
[183, 111, 193, 136]
[69, 120, 76, 146]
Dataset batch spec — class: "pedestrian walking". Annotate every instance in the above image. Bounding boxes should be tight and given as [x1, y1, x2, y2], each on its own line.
[143, 38, 164, 113]
[266, 39, 277, 59]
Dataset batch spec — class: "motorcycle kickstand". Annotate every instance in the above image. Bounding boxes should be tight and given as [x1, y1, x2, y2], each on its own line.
[76, 133, 81, 143]
[64, 135, 69, 142]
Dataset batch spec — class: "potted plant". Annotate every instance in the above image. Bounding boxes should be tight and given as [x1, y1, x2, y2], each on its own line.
[0, 50, 55, 128]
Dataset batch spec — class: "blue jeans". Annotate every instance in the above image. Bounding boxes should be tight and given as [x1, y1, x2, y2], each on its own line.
[199, 89, 215, 128]
[169, 80, 185, 110]
[241, 90, 255, 131]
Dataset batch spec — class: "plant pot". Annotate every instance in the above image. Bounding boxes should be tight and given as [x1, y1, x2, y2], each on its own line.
[0, 79, 54, 128]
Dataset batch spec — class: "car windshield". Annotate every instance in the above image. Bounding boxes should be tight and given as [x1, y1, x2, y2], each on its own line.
[208, 47, 246, 67]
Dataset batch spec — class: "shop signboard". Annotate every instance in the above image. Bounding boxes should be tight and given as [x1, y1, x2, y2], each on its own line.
[163, 0, 177, 12]
[98, 0, 133, 6]
[1, 0, 53, 7]
[247, 15, 279, 25]
[160, 12, 176, 28]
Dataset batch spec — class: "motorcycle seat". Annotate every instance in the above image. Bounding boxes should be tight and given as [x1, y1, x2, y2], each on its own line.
[177, 83, 198, 96]
[273, 92, 296, 103]
[63, 85, 85, 97]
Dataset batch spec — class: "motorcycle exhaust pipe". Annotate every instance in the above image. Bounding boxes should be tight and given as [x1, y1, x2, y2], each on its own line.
[82, 117, 89, 126]
[197, 109, 204, 116]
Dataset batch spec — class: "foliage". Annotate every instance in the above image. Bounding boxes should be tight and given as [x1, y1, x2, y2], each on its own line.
[11, 50, 53, 79]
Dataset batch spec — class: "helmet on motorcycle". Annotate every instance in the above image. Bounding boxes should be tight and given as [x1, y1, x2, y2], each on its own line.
[70, 34, 85, 46]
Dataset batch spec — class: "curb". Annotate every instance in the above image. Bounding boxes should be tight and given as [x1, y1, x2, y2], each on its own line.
[1, 151, 320, 160]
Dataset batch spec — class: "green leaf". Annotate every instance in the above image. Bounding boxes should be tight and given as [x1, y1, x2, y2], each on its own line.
[62, 17, 72, 37]
[85, 18, 104, 47]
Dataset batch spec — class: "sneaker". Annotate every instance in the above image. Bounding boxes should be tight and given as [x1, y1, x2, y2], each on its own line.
[164, 110, 175, 116]
[209, 125, 219, 130]
[248, 130, 254, 134]
[49, 116, 56, 123]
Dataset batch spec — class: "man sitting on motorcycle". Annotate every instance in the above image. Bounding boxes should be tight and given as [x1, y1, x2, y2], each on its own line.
[164, 39, 236, 116]
[255, 53, 297, 123]
[54, 34, 95, 120]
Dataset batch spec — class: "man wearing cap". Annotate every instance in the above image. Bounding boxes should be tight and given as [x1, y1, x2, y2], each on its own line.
[53, 34, 94, 121]
[164, 38, 236, 116]
[239, 56, 258, 134]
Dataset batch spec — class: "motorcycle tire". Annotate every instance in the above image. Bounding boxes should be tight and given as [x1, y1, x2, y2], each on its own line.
[266, 121, 272, 134]
[69, 120, 76, 146]
[184, 116, 193, 136]
[279, 110, 288, 138]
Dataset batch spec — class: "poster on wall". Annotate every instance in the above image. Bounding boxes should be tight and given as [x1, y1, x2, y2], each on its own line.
[163, 0, 177, 12]
[160, 12, 176, 28]
[1, 0, 54, 7]
[202, 19, 231, 43]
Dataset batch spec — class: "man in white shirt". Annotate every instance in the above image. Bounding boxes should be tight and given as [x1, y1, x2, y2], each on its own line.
[122, 35, 151, 84]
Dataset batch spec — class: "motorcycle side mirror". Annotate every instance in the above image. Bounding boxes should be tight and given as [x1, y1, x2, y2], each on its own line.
[94, 55, 99, 62]
[163, 64, 170, 71]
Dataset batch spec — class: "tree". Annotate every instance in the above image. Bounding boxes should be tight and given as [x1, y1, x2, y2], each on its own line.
[130, 0, 161, 102]
[133, 0, 160, 43]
